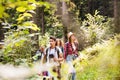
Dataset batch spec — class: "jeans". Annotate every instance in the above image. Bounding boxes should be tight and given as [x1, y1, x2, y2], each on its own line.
[66, 54, 78, 62]
[66, 55, 76, 80]
[72, 72, 76, 80]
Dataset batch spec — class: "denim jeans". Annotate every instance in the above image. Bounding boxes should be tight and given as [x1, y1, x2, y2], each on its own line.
[72, 72, 76, 80]
[66, 54, 78, 62]
[66, 55, 76, 80]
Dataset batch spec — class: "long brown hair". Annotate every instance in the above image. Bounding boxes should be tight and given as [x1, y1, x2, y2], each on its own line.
[56, 39, 64, 47]
[69, 35, 72, 44]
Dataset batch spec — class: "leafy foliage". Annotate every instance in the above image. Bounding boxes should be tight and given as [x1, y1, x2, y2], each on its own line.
[72, 0, 113, 20]
[44, 9, 64, 38]
[81, 10, 114, 45]
[0, 0, 52, 65]
[39, 33, 49, 47]
[1, 29, 35, 65]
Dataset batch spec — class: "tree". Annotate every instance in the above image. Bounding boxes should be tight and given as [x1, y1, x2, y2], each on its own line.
[72, 0, 113, 20]
[31, 6, 44, 49]
[114, 0, 120, 33]
[0, 23, 4, 42]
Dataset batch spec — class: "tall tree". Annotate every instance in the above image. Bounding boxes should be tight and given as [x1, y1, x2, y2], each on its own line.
[114, 0, 120, 33]
[32, 7, 45, 35]
[31, 6, 45, 50]
[62, 1, 69, 42]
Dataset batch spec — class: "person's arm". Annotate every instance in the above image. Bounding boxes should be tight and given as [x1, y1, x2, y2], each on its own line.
[54, 53, 64, 63]
[63, 43, 67, 59]
[41, 48, 47, 63]
[74, 42, 79, 56]
[58, 53, 64, 62]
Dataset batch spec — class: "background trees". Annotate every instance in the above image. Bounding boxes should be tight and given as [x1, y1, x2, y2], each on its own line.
[0, 0, 118, 46]
[0, 0, 119, 63]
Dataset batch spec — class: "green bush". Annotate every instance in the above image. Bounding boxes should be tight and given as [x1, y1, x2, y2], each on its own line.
[81, 10, 114, 45]
[0, 29, 35, 66]
[39, 33, 50, 47]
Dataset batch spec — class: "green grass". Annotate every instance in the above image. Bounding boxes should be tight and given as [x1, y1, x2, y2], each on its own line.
[76, 35, 120, 80]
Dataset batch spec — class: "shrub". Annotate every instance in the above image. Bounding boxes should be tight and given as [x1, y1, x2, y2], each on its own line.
[81, 10, 114, 45]
[1, 29, 35, 66]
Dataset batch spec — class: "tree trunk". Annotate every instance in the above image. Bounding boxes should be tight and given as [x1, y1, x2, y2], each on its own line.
[41, 7, 45, 35]
[0, 23, 4, 49]
[32, 7, 39, 49]
[0, 23, 4, 42]
[114, 0, 117, 18]
[88, 0, 92, 14]
[32, 6, 45, 50]
[62, 1, 69, 42]
[114, 0, 120, 33]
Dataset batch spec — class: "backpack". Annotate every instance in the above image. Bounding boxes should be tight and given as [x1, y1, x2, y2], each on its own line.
[43, 47, 60, 63]
[33, 50, 42, 61]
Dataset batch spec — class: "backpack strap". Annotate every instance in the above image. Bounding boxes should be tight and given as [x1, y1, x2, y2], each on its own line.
[66, 42, 69, 57]
[45, 48, 49, 62]
[55, 47, 60, 58]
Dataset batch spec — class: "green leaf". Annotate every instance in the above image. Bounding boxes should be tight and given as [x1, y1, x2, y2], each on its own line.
[15, 1, 28, 7]
[44, 2, 50, 9]
[8, 3, 16, 8]
[23, 13, 32, 17]
[4, 44, 12, 54]
[9, 0, 16, 3]
[27, 5, 36, 10]
[0, 5, 5, 18]
[16, 7, 26, 12]
[23, 22, 32, 26]
[31, 23, 40, 31]
[38, 2, 44, 6]
[14, 39, 25, 47]
[3, 12, 9, 18]
[28, 0, 36, 3]
[23, 30, 29, 34]
[23, 22, 40, 31]
[17, 16, 24, 21]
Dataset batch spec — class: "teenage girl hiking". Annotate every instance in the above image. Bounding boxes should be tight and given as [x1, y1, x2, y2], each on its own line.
[64, 32, 79, 80]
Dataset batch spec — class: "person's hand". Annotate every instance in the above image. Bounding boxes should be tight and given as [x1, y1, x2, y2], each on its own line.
[54, 57, 58, 62]
[37, 72, 42, 76]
